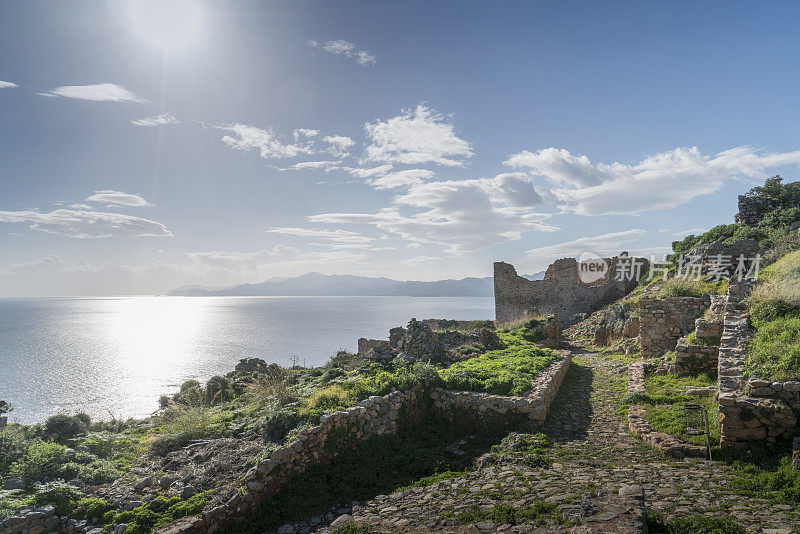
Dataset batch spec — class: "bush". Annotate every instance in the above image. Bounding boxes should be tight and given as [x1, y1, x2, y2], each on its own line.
[205, 376, 234, 404]
[263, 409, 300, 442]
[149, 405, 221, 453]
[0, 430, 28, 474]
[173, 380, 205, 406]
[8, 440, 66, 484]
[45, 413, 91, 441]
[27, 481, 83, 515]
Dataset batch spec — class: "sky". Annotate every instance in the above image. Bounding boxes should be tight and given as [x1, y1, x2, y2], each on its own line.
[2, 0, 800, 296]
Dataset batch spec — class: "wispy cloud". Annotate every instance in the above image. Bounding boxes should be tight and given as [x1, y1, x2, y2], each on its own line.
[673, 227, 706, 237]
[0, 80, 18, 89]
[310, 173, 555, 253]
[131, 113, 180, 126]
[267, 226, 373, 248]
[39, 83, 148, 103]
[367, 169, 435, 190]
[0, 208, 172, 238]
[363, 104, 473, 167]
[85, 190, 151, 207]
[307, 40, 377, 66]
[505, 146, 800, 216]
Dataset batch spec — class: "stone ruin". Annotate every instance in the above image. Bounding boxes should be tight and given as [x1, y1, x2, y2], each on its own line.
[358, 318, 501, 363]
[735, 180, 800, 226]
[494, 252, 648, 327]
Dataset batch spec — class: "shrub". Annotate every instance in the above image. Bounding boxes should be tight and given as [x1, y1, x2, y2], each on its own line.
[0, 401, 12, 417]
[149, 405, 220, 453]
[45, 413, 91, 441]
[76, 497, 113, 520]
[0, 429, 28, 474]
[27, 481, 83, 516]
[263, 408, 300, 442]
[8, 440, 66, 484]
[205, 376, 234, 404]
[173, 380, 205, 406]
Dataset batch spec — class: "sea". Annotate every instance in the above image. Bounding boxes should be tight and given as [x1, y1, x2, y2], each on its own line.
[0, 296, 494, 424]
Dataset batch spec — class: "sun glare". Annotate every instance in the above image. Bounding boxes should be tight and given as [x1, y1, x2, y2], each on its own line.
[129, 0, 202, 51]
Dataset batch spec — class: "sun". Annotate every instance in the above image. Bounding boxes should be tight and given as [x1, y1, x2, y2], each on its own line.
[129, 0, 202, 51]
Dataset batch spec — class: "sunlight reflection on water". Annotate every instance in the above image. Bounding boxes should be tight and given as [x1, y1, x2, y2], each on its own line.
[0, 296, 494, 424]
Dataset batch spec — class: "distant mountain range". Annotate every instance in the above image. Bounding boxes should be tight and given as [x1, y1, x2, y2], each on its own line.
[168, 271, 545, 297]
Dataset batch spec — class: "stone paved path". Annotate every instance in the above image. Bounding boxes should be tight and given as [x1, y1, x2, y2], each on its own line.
[319, 351, 800, 533]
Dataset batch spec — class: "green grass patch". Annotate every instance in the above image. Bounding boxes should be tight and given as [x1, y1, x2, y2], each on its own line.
[647, 510, 746, 534]
[621, 372, 720, 447]
[658, 277, 727, 298]
[445, 502, 566, 527]
[747, 249, 800, 380]
[439, 338, 559, 396]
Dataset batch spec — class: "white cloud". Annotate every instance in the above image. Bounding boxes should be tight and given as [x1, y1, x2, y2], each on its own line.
[310, 173, 556, 253]
[267, 227, 373, 247]
[283, 161, 341, 172]
[323, 135, 355, 157]
[0, 81, 18, 89]
[344, 165, 394, 178]
[187, 246, 300, 270]
[308, 39, 377, 66]
[367, 169, 435, 190]
[520, 229, 649, 270]
[131, 113, 180, 126]
[39, 83, 148, 103]
[363, 104, 473, 167]
[673, 227, 706, 237]
[0, 208, 172, 238]
[293, 128, 319, 141]
[85, 190, 151, 207]
[505, 145, 800, 216]
[219, 123, 317, 159]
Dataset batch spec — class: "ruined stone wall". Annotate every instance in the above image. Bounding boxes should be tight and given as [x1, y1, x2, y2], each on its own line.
[638, 297, 707, 357]
[149, 355, 572, 534]
[718, 281, 797, 449]
[357, 337, 388, 356]
[735, 181, 800, 226]
[674, 341, 719, 375]
[494, 257, 645, 326]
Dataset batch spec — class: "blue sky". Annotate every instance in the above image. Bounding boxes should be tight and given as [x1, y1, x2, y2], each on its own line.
[2, 0, 800, 296]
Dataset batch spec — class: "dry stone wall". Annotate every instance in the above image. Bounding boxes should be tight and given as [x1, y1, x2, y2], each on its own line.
[674, 339, 719, 375]
[718, 281, 797, 448]
[148, 355, 572, 534]
[431, 352, 571, 427]
[494, 256, 646, 327]
[638, 296, 707, 357]
[357, 338, 388, 356]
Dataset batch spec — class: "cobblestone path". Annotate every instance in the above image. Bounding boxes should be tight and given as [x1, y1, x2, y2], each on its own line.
[319, 351, 800, 533]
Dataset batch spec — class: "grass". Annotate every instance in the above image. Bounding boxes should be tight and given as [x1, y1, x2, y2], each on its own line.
[684, 330, 720, 347]
[747, 249, 800, 380]
[620, 372, 720, 447]
[445, 501, 566, 527]
[657, 277, 727, 298]
[647, 510, 746, 534]
[439, 333, 559, 396]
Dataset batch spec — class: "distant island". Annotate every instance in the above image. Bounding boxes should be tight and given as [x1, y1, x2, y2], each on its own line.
[168, 271, 545, 297]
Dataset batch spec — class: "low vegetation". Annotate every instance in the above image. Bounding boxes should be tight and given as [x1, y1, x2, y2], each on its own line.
[621, 371, 720, 447]
[747, 249, 800, 379]
[657, 277, 727, 299]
